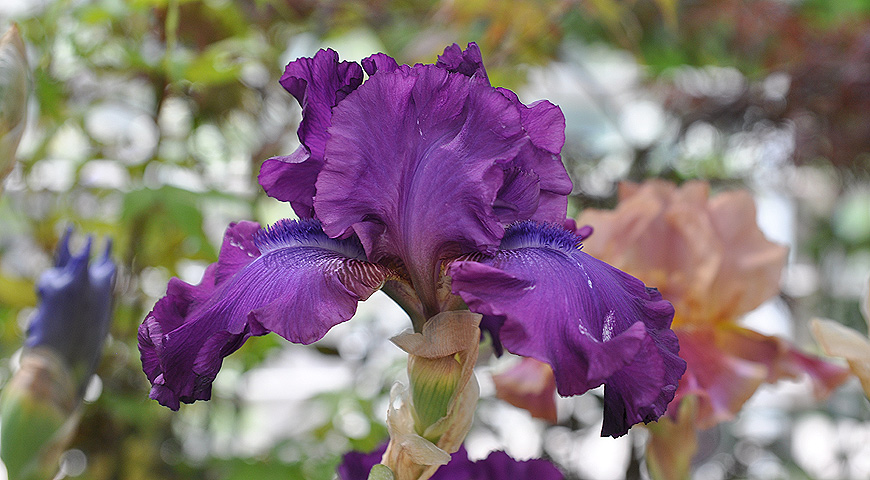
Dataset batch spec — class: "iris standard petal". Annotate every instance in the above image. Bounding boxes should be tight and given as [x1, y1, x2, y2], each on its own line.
[259, 49, 364, 217]
[449, 221, 685, 436]
[138, 219, 390, 410]
[494, 90, 571, 225]
[279, 48, 363, 160]
[437, 43, 572, 225]
[316, 63, 567, 315]
[258, 147, 319, 218]
[436, 43, 488, 82]
[361, 52, 400, 76]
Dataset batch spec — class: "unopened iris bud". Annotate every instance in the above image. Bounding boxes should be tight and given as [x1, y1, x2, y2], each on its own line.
[379, 310, 481, 480]
[408, 353, 462, 439]
[0, 24, 29, 185]
[367, 464, 396, 480]
[0, 229, 116, 479]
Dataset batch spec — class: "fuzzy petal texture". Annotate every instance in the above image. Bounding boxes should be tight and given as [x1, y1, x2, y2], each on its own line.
[316, 62, 570, 314]
[259, 49, 363, 217]
[449, 221, 685, 437]
[138, 219, 390, 410]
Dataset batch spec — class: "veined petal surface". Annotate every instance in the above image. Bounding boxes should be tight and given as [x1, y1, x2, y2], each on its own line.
[449, 221, 685, 437]
[316, 63, 569, 313]
[138, 219, 390, 410]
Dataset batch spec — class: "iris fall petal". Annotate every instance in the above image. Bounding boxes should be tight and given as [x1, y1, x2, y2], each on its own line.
[449, 221, 685, 436]
[138, 219, 390, 410]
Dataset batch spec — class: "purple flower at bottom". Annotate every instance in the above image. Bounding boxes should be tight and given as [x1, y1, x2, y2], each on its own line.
[337, 443, 564, 480]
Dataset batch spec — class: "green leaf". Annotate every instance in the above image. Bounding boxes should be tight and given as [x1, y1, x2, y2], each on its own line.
[0, 274, 36, 308]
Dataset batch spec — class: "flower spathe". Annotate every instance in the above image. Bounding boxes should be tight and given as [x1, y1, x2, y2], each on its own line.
[140, 43, 684, 442]
[382, 311, 481, 480]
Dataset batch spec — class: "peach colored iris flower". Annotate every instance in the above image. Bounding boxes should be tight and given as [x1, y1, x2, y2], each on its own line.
[576, 180, 847, 427]
[493, 180, 848, 477]
[812, 284, 870, 399]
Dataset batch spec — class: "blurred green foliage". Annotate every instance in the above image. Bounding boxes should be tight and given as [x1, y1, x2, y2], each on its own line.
[0, 0, 868, 479]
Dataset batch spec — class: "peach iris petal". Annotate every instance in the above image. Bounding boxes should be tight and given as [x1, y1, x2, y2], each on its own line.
[577, 179, 847, 428]
[646, 395, 699, 480]
[672, 328, 767, 429]
[716, 325, 849, 398]
[811, 285, 870, 399]
[492, 357, 557, 423]
[578, 180, 788, 329]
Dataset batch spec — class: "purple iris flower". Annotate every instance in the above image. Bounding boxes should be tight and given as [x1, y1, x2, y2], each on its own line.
[337, 443, 564, 480]
[138, 43, 685, 436]
[27, 228, 116, 394]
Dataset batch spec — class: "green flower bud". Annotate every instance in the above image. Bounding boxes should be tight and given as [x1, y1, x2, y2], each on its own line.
[382, 310, 481, 480]
[367, 464, 396, 480]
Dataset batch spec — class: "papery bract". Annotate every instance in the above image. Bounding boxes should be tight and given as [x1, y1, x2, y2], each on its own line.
[383, 311, 481, 480]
